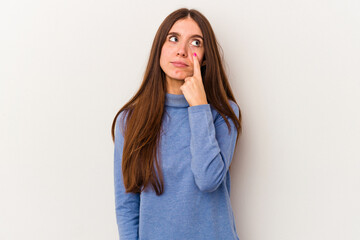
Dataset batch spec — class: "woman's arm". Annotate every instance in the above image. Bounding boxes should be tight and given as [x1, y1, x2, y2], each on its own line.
[114, 112, 140, 240]
[188, 100, 240, 192]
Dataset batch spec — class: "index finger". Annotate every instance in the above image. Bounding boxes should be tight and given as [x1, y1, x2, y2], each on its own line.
[192, 52, 201, 78]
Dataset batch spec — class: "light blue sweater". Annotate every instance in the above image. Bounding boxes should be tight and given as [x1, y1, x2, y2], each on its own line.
[114, 93, 240, 240]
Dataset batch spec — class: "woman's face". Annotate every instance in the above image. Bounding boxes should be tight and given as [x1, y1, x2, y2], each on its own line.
[160, 17, 205, 82]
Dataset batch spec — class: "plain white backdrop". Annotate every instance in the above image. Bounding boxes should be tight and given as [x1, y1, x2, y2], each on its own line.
[1, 0, 359, 239]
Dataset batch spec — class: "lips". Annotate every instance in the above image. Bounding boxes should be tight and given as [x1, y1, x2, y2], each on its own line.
[171, 61, 188, 67]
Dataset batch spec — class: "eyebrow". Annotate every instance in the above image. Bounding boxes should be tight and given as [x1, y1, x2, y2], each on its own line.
[167, 32, 203, 40]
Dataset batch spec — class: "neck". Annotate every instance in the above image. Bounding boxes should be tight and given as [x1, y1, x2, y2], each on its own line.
[166, 77, 184, 95]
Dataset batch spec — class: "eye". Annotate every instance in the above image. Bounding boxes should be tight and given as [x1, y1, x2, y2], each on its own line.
[169, 36, 178, 42]
[191, 39, 201, 47]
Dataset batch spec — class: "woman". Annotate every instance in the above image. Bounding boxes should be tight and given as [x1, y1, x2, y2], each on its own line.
[111, 8, 242, 240]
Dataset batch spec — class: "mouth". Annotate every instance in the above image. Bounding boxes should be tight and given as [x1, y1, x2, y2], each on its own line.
[171, 61, 188, 68]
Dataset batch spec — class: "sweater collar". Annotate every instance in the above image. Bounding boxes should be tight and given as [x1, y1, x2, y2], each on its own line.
[165, 93, 189, 108]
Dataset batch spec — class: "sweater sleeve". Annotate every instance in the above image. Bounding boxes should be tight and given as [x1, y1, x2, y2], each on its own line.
[114, 111, 140, 240]
[187, 101, 239, 192]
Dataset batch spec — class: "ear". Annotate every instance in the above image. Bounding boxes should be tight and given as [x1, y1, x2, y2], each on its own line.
[201, 59, 206, 66]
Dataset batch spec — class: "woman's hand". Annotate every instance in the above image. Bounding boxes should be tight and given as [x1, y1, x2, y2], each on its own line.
[180, 52, 208, 107]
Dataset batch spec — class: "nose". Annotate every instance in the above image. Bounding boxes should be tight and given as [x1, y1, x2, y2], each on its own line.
[176, 43, 188, 57]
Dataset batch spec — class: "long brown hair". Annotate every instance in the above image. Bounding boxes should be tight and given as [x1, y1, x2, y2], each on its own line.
[111, 8, 242, 196]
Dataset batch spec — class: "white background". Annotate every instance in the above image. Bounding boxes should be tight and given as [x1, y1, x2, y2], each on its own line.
[1, 0, 359, 239]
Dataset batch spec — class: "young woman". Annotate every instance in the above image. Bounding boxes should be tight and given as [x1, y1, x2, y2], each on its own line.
[111, 8, 242, 240]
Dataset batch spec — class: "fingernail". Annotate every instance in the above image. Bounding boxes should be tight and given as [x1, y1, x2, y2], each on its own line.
[193, 52, 197, 57]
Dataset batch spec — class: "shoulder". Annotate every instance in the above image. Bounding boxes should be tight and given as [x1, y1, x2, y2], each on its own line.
[228, 100, 240, 118]
[115, 109, 131, 137]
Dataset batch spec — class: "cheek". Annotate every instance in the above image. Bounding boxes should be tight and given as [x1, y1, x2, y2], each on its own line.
[199, 55, 204, 62]
[160, 49, 171, 64]
[160, 48, 168, 66]
[190, 47, 204, 60]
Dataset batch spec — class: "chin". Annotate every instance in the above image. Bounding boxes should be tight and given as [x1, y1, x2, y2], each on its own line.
[167, 73, 187, 81]
[171, 77, 186, 81]
[173, 72, 192, 80]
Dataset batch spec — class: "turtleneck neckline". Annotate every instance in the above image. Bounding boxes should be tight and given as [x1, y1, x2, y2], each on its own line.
[165, 93, 189, 108]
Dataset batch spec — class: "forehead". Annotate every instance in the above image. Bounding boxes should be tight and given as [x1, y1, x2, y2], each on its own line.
[168, 17, 203, 36]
